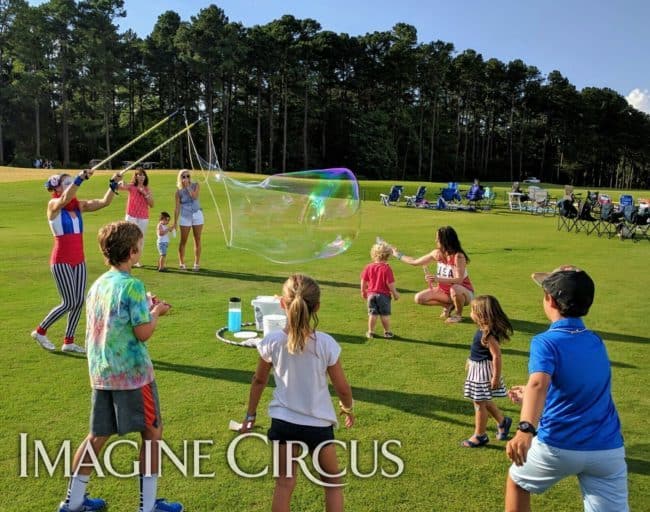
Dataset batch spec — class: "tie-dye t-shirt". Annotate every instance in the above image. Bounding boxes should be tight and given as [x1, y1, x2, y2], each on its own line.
[86, 270, 154, 390]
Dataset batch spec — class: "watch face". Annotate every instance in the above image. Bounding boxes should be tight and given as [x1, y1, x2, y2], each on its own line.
[518, 421, 535, 434]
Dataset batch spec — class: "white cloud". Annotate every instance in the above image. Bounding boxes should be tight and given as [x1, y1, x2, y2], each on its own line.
[626, 88, 650, 114]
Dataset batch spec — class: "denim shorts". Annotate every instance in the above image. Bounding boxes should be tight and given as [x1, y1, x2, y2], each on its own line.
[157, 241, 169, 256]
[509, 437, 628, 511]
[267, 418, 335, 452]
[367, 293, 391, 316]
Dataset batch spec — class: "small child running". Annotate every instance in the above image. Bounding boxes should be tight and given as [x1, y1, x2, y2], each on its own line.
[462, 295, 513, 448]
[360, 241, 400, 338]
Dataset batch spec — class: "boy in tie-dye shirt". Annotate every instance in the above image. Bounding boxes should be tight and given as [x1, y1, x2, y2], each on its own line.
[57, 221, 182, 512]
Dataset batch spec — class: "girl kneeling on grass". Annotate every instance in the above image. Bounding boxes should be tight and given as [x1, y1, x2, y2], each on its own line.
[462, 295, 513, 448]
[240, 274, 355, 512]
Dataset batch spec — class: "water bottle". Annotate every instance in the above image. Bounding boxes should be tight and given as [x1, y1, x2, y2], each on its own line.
[228, 297, 242, 333]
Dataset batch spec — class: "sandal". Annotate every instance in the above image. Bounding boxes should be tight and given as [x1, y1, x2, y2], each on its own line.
[497, 416, 512, 441]
[384, 331, 395, 339]
[440, 304, 455, 319]
[461, 434, 489, 448]
[446, 315, 463, 324]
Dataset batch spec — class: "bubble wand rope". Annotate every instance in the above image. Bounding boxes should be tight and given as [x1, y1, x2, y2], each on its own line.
[119, 117, 204, 177]
[90, 109, 179, 172]
[185, 115, 230, 247]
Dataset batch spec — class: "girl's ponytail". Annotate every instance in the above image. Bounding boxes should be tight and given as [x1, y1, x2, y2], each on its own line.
[283, 274, 320, 354]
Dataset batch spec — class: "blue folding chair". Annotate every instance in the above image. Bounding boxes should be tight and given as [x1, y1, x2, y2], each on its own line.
[380, 185, 403, 206]
[440, 182, 461, 203]
[465, 183, 484, 208]
[405, 186, 427, 207]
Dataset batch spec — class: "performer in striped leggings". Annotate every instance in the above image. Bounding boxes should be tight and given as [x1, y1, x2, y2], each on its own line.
[31, 169, 118, 353]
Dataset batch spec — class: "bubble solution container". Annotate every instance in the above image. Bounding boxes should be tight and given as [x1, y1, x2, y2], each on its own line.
[251, 296, 284, 330]
[228, 297, 242, 333]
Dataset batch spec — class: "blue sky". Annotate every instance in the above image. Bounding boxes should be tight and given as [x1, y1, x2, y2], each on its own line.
[29, 0, 650, 113]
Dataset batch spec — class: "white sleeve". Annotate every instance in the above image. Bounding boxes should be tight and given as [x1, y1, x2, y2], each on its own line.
[318, 332, 341, 367]
[257, 337, 273, 363]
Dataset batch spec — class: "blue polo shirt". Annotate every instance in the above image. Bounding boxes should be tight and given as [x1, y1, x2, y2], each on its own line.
[529, 317, 624, 450]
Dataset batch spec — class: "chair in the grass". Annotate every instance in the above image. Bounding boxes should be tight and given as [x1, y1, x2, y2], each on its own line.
[621, 200, 650, 241]
[464, 180, 484, 208]
[481, 186, 496, 210]
[557, 199, 578, 231]
[379, 185, 403, 206]
[574, 200, 599, 235]
[595, 203, 623, 238]
[440, 182, 462, 206]
[405, 186, 427, 207]
[527, 186, 552, 215]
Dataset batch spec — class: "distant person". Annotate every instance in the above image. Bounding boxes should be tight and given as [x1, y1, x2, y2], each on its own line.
[360, 241, 400, 338]
[512, 182, 529, 202]
[173, 169, 203, 271]
[505, 266, 627, 512]
[56, 221, 181, 512]
[31, 170, 118, 353]
[461, 295, 512, 448]
[156, 211, 172, 272]
[392, 226, 474, 323]
[239, 274, 355, 512]
[118, 168, 154, 267]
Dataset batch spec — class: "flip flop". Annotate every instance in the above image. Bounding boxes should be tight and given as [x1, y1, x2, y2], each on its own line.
[440, 304, 455, 319]
[461, 434, 489, 448]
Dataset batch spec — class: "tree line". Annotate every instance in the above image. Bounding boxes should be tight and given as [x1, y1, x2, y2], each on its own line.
[1, 0, 649, 188]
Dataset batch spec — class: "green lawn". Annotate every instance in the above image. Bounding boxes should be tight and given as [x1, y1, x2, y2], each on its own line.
[0, 170, 648, 511]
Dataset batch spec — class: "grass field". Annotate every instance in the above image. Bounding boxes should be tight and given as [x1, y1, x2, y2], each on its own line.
[0, 168, 648, 511]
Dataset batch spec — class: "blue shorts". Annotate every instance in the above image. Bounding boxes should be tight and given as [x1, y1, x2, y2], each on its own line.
[509, 437, 628, 512]
[157, 241, 168, 256]
[367, 293, 391, 316]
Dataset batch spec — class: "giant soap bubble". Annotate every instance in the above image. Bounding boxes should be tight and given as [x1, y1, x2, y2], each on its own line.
[209, 168, 360, 264]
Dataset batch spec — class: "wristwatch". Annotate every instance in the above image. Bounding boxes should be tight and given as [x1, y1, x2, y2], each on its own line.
[517, 421, 537, 436]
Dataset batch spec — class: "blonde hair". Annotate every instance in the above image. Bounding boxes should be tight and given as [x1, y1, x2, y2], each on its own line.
[370, 242, 392, 262]
[176, 169, 191, 189]
[471, 295, 513, 346]
[282, 274, 320, 354]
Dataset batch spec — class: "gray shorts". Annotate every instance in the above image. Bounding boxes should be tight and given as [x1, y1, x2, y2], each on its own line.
[90, 381, 161, 436]
[367, 293, 391, 316]
[509, 437, 628, 511]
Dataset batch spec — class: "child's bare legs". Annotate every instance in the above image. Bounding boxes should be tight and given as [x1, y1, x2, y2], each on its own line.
[318, 443, 344, 512]
[272, 444, 299, 512]
[71, 434, 111, 476]
[471, 401, 488, 441]
[367, 314, 378, 336]
[505, 475, 531, 512]
[379, 315, 391, 334]
[158, 254, 166, 270]
[140, 422, 162, 475]
[485, 401, 505, 428]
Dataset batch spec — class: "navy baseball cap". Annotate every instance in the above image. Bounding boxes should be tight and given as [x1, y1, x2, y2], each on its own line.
[531, 265, 595, 317]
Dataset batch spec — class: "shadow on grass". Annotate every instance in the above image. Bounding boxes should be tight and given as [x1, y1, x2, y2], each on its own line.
[327, 332, 369, 344]
[153, 359, 472, 428]
[626, 443, 650, 476]
[394, 336, 636, 369]
[511, 319, 650, 345]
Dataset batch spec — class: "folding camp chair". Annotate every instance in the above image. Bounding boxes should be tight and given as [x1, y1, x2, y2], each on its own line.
[621, 203, 650, 241]
[465, 182, 484, 208]
[440, 182, 462, 205]
[595, 203, 622, 238]
[574, 201, 598, 235]
[556, 199, 578, 231]
[528, 186, 551, 215]
[405, 186, 427, 207]
[481, 186, 496, 210]
[380, 185, 403, 206]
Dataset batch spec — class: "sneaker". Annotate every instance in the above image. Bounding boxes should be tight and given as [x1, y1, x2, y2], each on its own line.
[366, 331, 374, 339]
[158, 267, 168, 272]
[192, 264, 200, 272]
[152, 498, 184, 512]
[384, 331, 395, 339]
[62, 343, 86, 354]
[31, 330, 55, 351]
[57, 495, 107, 511]
[179, 264, 187, 270]
[445, 315, 463, 324]
[133, 262, 143, 268]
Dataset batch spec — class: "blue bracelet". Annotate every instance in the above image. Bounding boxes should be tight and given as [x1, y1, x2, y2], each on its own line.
[73, 176, 83, 186]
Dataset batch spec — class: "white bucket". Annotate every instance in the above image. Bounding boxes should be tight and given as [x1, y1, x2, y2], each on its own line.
[263, 314, 287, 337]
[251, 296, 283, 330]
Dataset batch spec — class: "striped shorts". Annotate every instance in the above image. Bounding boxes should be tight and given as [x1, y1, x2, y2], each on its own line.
[463, 359, 506, 401]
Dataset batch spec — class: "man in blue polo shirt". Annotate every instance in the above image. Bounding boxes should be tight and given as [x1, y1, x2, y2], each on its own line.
[505, 266, 628, 512]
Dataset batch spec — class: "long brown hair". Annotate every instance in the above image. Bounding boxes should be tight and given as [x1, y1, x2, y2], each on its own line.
[437, 226, 470, 263]
[471, 295, 513, 346]
[283, 274, 320, 354]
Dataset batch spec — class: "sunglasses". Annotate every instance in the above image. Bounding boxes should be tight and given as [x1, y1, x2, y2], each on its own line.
[182, 174, 190, 178]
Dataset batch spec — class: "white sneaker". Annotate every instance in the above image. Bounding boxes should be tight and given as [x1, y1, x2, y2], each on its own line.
[31, 330, 55, 351]
[62, 343, 86, 354]
[133, 262, 143, 268]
